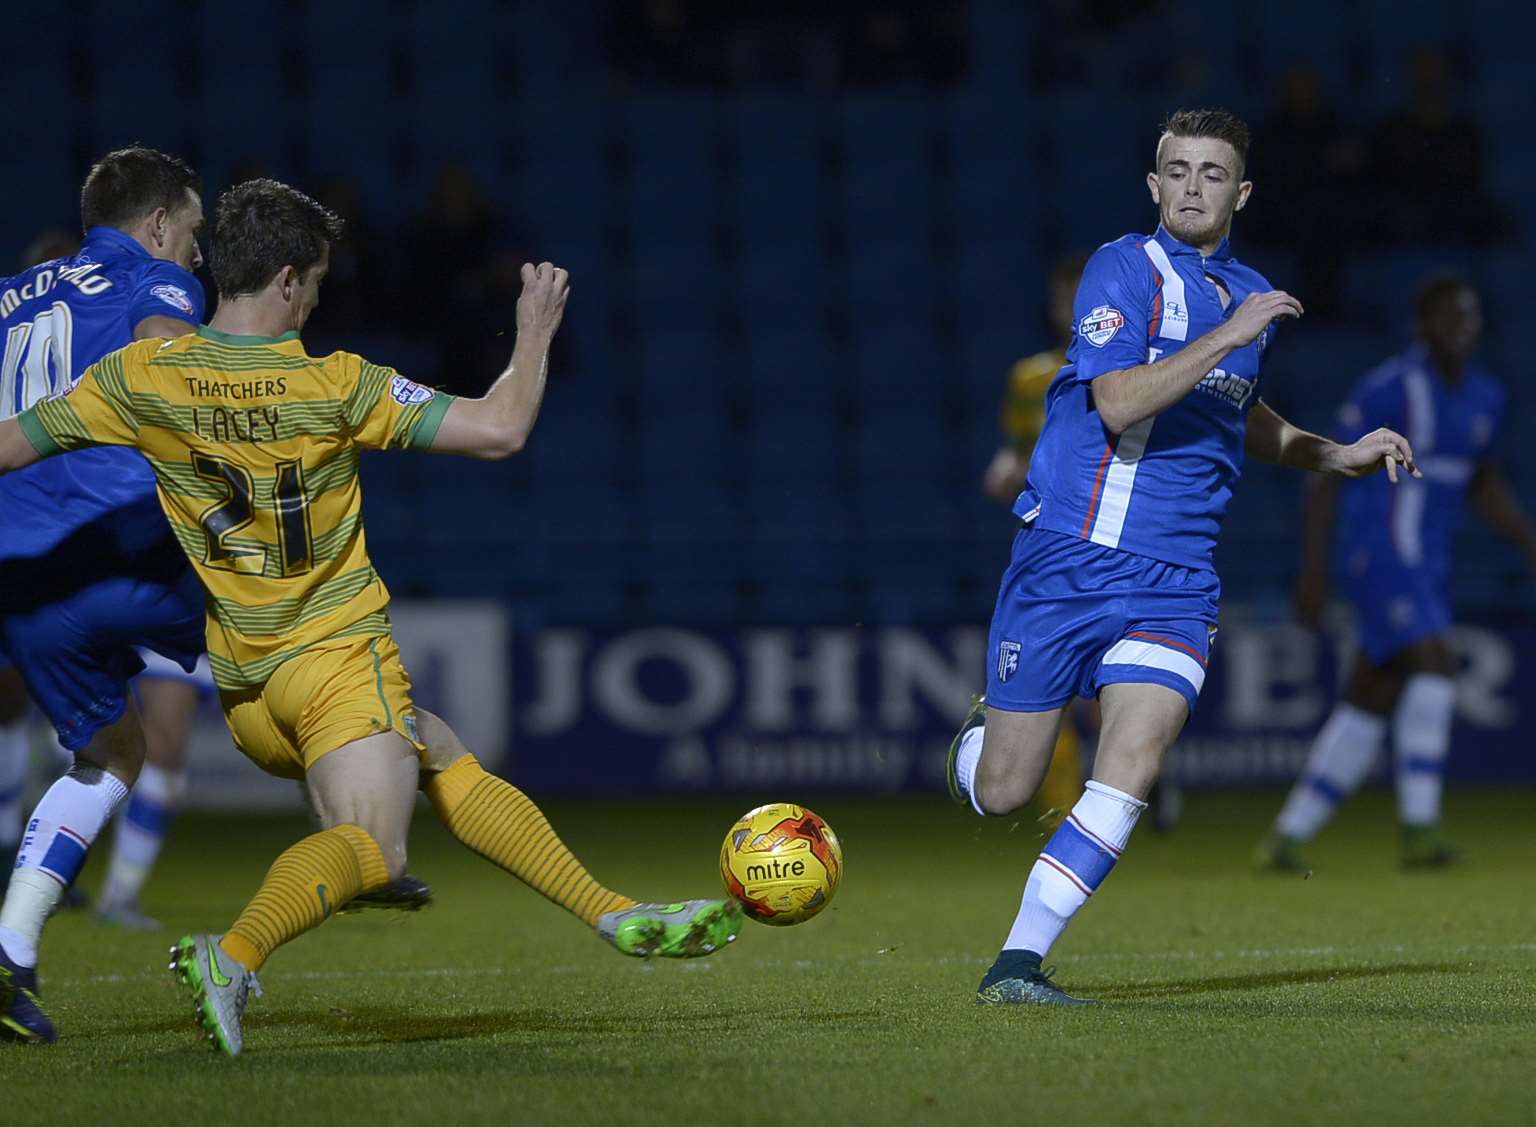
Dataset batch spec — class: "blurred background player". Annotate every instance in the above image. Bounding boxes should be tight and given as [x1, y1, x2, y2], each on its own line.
[0, 148, 209, 1042]
[981, 253, 1089, 822]
[1258, 276, 1536, 870]
[92, 651, 215, 928]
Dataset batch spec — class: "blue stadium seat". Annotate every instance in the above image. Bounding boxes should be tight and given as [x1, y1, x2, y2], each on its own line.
[840, 94, 934, 164]
[638, 410, 733, 482]
[732, 93, 824, 158]
[734, 154, 824, 246]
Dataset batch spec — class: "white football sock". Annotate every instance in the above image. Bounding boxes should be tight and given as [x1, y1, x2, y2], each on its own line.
[954, 725, 986, 816]
[1394, 674, 1456, 827]
[1002, 780, 1144, 957]
[100, 763, 184, 908]
[1274, 704, 1385, 842]
[0, 719, 29, 848]
[0, 765, 129, 966]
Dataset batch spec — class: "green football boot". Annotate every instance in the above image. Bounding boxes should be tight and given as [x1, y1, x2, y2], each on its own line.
[597, 899, 743, 959]
[976, 951, 1094, 1007]
[945, 694, 988, 806]
[169, 934, 262, 1057]
[1252, 833, 1311, 874]
[1401, 824, 1461, 869]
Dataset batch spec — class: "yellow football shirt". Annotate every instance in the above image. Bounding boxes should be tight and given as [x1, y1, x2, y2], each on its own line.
[1000, 347, 1067, 455]
[17, 326, 454, 691]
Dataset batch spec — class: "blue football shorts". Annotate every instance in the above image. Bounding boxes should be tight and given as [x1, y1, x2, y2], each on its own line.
[1340, 554, 1451, 666]
[986, 524, 1220, 714]
[0, 539, 205, 751]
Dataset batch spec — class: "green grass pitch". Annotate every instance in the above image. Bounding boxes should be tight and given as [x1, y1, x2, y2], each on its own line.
[6, 789, 1534, 1125]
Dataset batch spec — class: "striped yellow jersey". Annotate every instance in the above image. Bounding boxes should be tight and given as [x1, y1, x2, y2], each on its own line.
[17, 326, 454, 690]
[1001, 346, 1067, 455]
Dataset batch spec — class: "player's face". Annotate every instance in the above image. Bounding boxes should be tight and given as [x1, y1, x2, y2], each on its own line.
[1421, 288, 1482, 361]
[1146, 137, 1252, 249]
[162, 189, 205, 273]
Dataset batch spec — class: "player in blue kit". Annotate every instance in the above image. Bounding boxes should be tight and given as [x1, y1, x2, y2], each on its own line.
[1259, 276, 1536, 870]
[944, 109, 1422, 1005]
[0, 148, 209, 1041]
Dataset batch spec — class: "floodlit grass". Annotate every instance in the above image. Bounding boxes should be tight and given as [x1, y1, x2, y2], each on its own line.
[6, 789, 1534, 1126]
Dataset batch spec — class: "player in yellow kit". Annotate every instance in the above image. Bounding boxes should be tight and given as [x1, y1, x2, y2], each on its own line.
[0, 179, 741, 1055]
[978, 254, 1089, 821]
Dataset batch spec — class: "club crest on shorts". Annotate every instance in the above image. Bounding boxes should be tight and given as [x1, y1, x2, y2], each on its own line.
[390, 374, 435, 405]
[997, 640, 1022, 684]
[1078, 306, 1124, 347]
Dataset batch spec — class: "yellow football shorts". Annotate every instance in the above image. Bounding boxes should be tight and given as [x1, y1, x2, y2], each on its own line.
[220, 634, 425, 779]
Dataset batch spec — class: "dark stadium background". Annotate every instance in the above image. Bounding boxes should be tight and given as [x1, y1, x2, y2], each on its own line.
[5, 0, 1533, 795]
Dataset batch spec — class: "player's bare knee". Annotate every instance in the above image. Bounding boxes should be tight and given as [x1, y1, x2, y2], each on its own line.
[414, 708, 469, 775]
[973, 757, 1035, 816]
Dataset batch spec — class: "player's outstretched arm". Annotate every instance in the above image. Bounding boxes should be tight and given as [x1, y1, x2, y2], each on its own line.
[430, 262, 570, 460]
[0, 418, 46, 475]
[1246, 400, 1421, 482]
[1092, 291, 1302, 434]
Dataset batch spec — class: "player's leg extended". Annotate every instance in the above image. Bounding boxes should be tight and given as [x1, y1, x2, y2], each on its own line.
[0, 703, 145, 1043]
[415, 709, 739, 958]
[1390, 639, 1459, 866]
[0, 668, 30, 867]
[978, 683, 1186, 1006]
[218, 730, 408, 975]
[1258, 654, 1396, 871]
[98, 674, 198, 928]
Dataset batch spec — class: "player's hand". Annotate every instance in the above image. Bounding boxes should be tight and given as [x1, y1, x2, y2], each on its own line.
[1293, 569, 1328, 628]
[1328, 427, 1422, 483]
[1219, 290, 1303, 349]
[517, 261, 571, 340]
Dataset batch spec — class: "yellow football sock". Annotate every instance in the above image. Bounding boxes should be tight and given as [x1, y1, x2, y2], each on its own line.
[219, 824, 388, 972]
[426, 754, 636, 926]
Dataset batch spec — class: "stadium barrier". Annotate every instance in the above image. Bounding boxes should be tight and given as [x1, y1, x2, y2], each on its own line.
[176, 605, 1533, 806]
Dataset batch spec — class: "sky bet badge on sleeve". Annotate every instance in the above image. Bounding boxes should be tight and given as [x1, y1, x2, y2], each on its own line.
[1079, 306, 1124, 347]
[149, 283, 196, 317]
[390, 374, 435, 405]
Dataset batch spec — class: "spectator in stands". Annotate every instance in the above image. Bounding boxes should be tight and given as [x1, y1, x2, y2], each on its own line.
[1370, 48, 1505, 245]
[21, 230, 79, 269]
[1250, 64, 1367, 315]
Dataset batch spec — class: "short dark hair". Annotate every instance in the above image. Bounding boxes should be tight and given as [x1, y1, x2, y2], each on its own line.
[1415, 272, 1474, 322]
[80, 146, 202, 233]
[210, 179, 345, 298]
[1157, 108, 1252, 175]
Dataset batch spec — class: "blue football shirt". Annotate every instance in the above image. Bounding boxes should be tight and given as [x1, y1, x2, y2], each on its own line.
[0, 226, 205, 560]
[1018, 226, 1277, 571]
[1335, 346, 1504, 581]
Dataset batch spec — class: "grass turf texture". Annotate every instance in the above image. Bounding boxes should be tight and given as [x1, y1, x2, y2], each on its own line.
[6, 789, 1534, 1126]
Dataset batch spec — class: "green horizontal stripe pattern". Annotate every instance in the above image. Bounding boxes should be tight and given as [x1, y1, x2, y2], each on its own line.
[148, 340, 320, 371]
[146, 446, 357, 504]
[343, 360, 393, 431]
[208, 612, 392, 688]
[32, 395, 95, 449]
[165, 508, 361, 579]
[209, 565, 379, 636]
